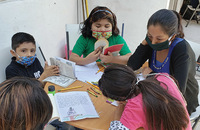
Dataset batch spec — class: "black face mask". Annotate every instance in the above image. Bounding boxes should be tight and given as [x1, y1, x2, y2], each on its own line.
[145, 35, 173, 51]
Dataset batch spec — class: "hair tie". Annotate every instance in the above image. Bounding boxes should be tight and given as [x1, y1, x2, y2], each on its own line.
[92, 10, 112, 16]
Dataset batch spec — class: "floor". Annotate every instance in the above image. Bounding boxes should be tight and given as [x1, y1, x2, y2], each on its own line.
[182, 19, 200, 44]
[182, 19, 200, 130]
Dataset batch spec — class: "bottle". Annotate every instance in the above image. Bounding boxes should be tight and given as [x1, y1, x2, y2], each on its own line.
[48, 85, 55, 96]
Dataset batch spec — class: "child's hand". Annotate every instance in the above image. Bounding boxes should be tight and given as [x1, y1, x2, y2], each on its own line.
[85, 47, 101, 63]
[39, 62, 59, 81]
[99, 51, 114, 63]
[114, 101, 126, 120]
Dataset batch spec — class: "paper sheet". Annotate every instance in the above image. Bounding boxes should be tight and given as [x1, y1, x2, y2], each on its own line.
[75, 62, 103, 83]
[55, 91, 99, 122]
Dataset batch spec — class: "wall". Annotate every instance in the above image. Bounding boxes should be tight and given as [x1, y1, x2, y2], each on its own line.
[86, 0, 169, 52]
[0, 0, 77, 64]
[0, 0, 170, 64]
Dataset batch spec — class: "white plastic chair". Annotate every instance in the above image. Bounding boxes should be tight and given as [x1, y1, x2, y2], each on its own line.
[65, 24, 81, 59]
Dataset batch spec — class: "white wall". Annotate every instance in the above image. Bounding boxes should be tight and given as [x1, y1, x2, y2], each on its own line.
[0, 0, 169, 64]
[0, 0, 77, 64]
[87, 0, 169, 52]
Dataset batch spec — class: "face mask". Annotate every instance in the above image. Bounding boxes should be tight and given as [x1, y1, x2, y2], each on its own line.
[145, 35, 173, 51]
[15, 53, 36, 66]
[92, 30, 112, 40]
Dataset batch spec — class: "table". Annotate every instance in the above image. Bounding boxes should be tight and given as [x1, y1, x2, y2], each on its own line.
[44, 80, 116, 130]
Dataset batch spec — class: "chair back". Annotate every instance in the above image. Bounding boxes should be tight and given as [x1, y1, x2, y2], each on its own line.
[65, 24, 81, 59]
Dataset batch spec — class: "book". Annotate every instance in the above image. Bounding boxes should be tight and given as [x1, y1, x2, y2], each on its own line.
[94, 38, 124, 56]
[43, 57, 76, 88]
[48, 91, 99, 122]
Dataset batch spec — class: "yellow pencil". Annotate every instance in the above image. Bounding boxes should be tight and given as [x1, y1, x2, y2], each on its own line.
[86, 81, 100, 90]
[96, 66, 104, 74]
[87, 89, 98, 97]
[58, 86, 83, 92]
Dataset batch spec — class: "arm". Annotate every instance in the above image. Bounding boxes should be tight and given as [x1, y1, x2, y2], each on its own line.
[69, 47, 102, 65]
[127, 43, 152, 70]
[99, 52, 132, 65]
[170, 41, 190, 94]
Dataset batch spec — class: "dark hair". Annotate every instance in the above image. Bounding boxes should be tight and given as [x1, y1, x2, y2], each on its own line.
[12, 32, 36, 51]
[98, 64, 189, 130]
[81, 6, 119, 38]
[0, 77, 52, 130]
[147, 9, 184, 38]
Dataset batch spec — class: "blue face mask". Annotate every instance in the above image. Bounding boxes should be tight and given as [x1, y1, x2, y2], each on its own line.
[145, 35, 173, 51]
[15, 53, 36, 66]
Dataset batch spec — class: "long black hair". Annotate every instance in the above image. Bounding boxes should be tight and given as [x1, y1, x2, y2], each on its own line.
[98, 64, 189, 130]
[147, 9, 184, 38]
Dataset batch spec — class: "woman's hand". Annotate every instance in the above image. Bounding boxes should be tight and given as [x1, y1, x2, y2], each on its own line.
[141, 39, 148, 45]
[142, 67, 152, 76]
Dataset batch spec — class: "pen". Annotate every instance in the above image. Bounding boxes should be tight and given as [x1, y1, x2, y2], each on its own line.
[58, 86, 83, 92]
[90, 87, 101, 95]
[86, 81, 100, 90]
[96, 66, 104, 74]
[87, 89, 98, 97]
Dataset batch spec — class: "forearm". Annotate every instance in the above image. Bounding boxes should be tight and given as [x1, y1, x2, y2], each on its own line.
[69, 53, 95, 65]
[127, 44, 152, 70]
[110, 53, 132, 65]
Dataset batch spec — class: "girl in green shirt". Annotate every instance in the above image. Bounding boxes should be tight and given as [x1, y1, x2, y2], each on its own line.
[70, 6, 131, 65]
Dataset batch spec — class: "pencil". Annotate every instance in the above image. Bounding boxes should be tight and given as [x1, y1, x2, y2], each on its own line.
[58, 86, 83, 92]
[87, 89, 98, 97]
[85, 81, 100, 90]
[96, 66, 104, 74]
[90, 87, 101, 95]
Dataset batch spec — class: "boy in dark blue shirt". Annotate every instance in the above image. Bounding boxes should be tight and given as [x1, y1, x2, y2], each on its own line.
[6, 32, 59, 81]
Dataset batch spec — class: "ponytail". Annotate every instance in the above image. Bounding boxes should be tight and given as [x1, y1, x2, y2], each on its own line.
[172, 10, 184, 38]
[138, 76, 189, 130]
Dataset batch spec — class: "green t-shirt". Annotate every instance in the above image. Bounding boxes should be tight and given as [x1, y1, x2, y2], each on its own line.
[72, 35, 131, 58]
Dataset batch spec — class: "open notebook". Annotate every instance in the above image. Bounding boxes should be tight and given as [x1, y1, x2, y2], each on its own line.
[48, 91, 99, 122]
[43, 57, 76, 87]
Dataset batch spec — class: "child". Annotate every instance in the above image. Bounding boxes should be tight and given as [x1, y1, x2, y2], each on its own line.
[127, 9, 199, 115]
[6, 32, 59, 81]
[98, 64, 192, 130]
[0, 76, 52, 130]
[69, 6, 131, 65]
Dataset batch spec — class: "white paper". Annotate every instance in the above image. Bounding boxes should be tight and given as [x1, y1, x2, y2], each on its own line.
[54, 91, 99, 122]
[75, 62, 103, 83]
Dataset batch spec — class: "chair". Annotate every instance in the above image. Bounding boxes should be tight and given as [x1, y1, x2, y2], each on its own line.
[190, 87, 200, 129]
[65, 24, 81, 60]
[0, 43, 45, 83]
[182, 0, 200, 27]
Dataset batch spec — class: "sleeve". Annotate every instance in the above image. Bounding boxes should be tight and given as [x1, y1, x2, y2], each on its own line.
[71, 35, 88, 56]
[127, 44, 152, 70]
[109, 121, 129, 130]
[170, 41, 190, 94]
[116, 36, 131, 55]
